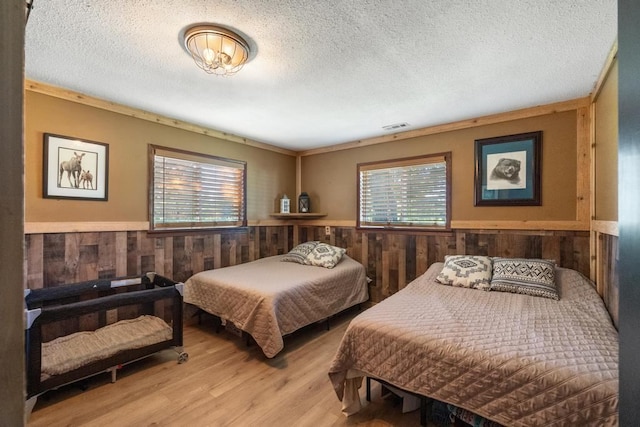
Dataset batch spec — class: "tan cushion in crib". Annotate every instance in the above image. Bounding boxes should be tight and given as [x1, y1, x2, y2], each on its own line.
[41, 315, 172, 376]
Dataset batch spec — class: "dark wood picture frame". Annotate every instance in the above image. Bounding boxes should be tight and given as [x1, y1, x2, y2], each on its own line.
[43, 133, 109, 201]
[474, 131, 542, 206]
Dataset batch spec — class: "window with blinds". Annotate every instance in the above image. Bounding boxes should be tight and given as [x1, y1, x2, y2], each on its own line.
[149, 145, 247, 230]
[358, 153, 451, 230]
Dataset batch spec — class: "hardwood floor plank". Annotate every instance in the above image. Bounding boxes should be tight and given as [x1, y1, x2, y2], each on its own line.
[28, 311, 443, 427]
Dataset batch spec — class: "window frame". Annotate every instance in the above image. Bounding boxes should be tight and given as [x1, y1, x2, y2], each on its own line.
[357, 152, 452, 231]
[148, 144, 247, 232]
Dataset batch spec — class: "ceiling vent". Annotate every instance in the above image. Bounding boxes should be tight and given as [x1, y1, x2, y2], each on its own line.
[382, 122, 410, 131]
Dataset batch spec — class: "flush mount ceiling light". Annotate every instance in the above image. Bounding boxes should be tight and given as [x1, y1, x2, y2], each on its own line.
[183, 24, 250, 76]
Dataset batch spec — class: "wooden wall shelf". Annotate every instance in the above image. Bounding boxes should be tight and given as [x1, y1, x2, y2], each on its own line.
[270, 213, 327, 219]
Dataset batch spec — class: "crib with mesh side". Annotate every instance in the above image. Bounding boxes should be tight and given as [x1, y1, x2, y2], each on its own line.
[25, 273, 186, 399]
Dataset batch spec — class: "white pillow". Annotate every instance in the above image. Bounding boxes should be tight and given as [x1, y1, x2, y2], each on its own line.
[436, 255, 493, 290]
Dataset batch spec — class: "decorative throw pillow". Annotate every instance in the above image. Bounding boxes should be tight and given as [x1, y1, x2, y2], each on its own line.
[436, 255, 493, 290]
[304, 243, 346, 268]
[490, 258, 559, 300]
[281, 241, 319, 264]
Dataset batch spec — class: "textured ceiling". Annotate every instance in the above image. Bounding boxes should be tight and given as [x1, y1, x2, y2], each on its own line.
[25, 0, 617, 151]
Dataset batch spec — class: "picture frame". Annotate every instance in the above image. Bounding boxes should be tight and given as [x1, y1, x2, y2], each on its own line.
[474, 131, 542, 206]
[43, 133, 109, 201]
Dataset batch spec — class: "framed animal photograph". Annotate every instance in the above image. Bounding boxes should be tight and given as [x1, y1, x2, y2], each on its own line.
[43, 133, 109, 200]
[474, 131, 541, 206]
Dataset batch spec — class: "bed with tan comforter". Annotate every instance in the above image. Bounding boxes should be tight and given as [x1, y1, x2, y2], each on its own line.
[328, 262, 618, 426]
[184, 255, 368, 358]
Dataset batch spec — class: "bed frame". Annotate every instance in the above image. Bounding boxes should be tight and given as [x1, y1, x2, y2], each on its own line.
[25, 273, 186, 400]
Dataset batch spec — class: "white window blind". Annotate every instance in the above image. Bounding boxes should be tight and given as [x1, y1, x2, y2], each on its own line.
[150, 146, 246, 230]
[358, 154, 450, 229]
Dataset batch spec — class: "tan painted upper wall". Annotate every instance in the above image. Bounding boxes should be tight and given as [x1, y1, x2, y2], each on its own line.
[25, 91, 296, 222]
[594, 59, 619, 221]
[302, 111, 577, 221]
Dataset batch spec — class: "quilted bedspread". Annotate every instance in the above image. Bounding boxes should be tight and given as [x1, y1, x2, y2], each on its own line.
[184, 255, 368, 358]
[328, 263, 618, 426]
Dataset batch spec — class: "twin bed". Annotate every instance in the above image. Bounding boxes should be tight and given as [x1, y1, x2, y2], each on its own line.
[184, 247, 369, 358]
[328, 260, 619, 426]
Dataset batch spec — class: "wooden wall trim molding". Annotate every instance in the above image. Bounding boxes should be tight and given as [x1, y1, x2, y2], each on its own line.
[451, 220, 589, 231]
[576, 106, 591, 224]
[592, 220, 619, 236]
[298, 97, 591, 156]
[25, 220, 290, 234]
[296, 155, 302, 196]
[25, 221, 150, 234]
[589, 102, 598, 281]
[591, 39, 618, 102]
[25, 219, 590, 233]
[248, 219, 295, 226]
[284, 219, 357, 227]
[25, 80, 297, 157]
[589, 39, 617, 281]
[296, 219, 588, 231]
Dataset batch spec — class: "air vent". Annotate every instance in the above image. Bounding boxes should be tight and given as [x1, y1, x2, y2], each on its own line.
[382, 122, 410, 131]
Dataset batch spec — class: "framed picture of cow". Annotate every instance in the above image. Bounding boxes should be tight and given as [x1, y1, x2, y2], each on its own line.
[43, 133, 109, 200]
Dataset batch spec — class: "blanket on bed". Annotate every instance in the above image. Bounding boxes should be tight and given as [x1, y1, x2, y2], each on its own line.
[185, 255, 368, 358]
[328, 263, 618, 427]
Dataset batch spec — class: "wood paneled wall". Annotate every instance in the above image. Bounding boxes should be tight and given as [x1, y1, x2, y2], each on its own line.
[595, 232, 619, 327]
[25, 226, 293, 289]
[25, 226, 590, 307]
[298, 226, 590, 304]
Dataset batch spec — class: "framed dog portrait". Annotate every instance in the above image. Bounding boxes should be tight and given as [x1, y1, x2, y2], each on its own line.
[43, 133, 109, 201]
[474, 131, 541, 206]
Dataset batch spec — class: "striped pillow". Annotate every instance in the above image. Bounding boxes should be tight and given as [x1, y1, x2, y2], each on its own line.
[490, 258, 558, 300]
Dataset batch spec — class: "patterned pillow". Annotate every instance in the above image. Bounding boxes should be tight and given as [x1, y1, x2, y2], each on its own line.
[436, 255, 492, 290]
[490, 258, 558, 300]
[281, 241, 319, 264]
[304, 243, 346, 268]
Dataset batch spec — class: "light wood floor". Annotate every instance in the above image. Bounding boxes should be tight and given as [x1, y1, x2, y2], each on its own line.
[28, 310, 444, 427]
